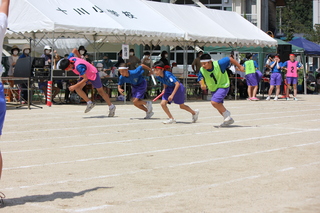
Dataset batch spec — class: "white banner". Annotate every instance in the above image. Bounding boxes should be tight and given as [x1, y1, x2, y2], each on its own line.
[122, 44, 129, 60]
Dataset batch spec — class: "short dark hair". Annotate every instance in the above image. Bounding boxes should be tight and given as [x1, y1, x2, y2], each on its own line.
[200, 53, 211, 60]
[59, 58, 70, 70]
[153, 61, 165, 68]
[119, 63, 127, 68]
[144, 51, 150, 56]
[129, 49, 134, 52]
[246, 53, 253, 59]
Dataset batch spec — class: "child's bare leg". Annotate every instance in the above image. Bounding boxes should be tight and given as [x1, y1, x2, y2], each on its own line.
[253, 85, 258, 97]
[133, 98, 147, 112]
[268, 85, 274, 96]
[0, 152, 2, 179]
[286, 84, 290, 97]
[211, 101, 226, 115]
[179, 104, 195, 115]
[293, 84, 297, 97]
[96, 87, 112, 106]
[160, 100, 173, 119]
[275, 85, 281, 96]
[75, 87, 90, 102]
[247, 86, 253, 98]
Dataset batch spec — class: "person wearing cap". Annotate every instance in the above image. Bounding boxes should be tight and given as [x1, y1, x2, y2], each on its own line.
[19, 44, 31, 59]
[266, 55, 282, 101]
[152, 61, 199, 124]
[281, 54, 303, 101]
[0, 0, 10, 203]
[198, 53, 244, 127]
[7, 45, 19, 77]
[117, 63, 154, 119]
[78, 45, 91, 63]
[59, 48, 116, 116]
[41, 45, 52, 67]
[243, 53, 261, 101]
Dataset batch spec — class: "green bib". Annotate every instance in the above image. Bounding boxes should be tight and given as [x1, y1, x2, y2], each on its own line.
[200, 61, 230, 92]
[244, 60, 256, 75]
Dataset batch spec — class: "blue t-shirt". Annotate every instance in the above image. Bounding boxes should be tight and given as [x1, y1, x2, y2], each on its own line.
[156, 71, 179, 87]
[270, 61, 282, 73]
[68, 53, 87, 75]
[118, 66, 145, 86]
[282, 60, 302, 68]
[198, 57, 230, 81]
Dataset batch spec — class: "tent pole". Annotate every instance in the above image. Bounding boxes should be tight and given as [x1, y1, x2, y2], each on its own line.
[304, 54, 307, 95]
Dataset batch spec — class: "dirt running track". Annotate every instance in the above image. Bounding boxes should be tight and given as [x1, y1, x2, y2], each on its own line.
[0, 95, 319, 213]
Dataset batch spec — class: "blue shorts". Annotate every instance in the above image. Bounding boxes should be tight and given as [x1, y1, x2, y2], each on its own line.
[270, 73, 282, 86]
[286, 77, 298, 85]
[80, 73, 102, 89]
[162, 83, 185, 104]
[0, 83, 6, 135]
[38, 82, 47, 90]
[211, 87, 229, 103]
[132, 79, 147, 99]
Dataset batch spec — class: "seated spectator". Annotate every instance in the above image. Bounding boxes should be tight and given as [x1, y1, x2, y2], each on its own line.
[127, 49, 141, 70]
[97, 63, 111, 96]
[102, 54, 114, 75]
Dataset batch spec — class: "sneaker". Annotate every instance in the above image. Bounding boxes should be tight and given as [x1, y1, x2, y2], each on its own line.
[108, 105, 116, 117]
[293, 97, 298, 101]
[220, 118, 234, 127]
[192, 109, 199, 123]
[286, 97, 290, 101]
[266, 96, 270, 101]
[146, 101, 153, 113]
[163, 119, 176, 124]
[85, 102, 96, 113]
[247, 98, 252, 101]
[274, 96, 278, 101]
[251, 97, 259, 101]
[144, 111, 154, 119]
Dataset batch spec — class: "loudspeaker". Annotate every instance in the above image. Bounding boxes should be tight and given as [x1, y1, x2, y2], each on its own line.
[14, 57, 33, 78]
[277, 44, 292, 62]
[33, 57, 45, 68]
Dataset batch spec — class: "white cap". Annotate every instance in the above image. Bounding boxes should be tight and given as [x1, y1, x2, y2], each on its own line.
[96, 63, 103, 68]
[44, 45, 51, 50]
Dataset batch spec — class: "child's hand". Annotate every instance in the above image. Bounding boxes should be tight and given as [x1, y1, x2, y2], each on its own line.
[69, 85, 76, 92]
[118, 88, 124, 95]
[168, 94, 174, 102]
[201, 85, 207, 90]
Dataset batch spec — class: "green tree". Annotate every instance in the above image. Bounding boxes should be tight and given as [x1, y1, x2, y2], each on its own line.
[305, 24, 320, 44]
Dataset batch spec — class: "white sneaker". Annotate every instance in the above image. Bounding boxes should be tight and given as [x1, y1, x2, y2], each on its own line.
[293, 97, 298, 101]
[146, 101, 153, 113]
[85, 102, 95, 113]
[286, 97, 290, 101]
[108, 105, 116, 117]
[220, 118, 234, 127]
[163, 119, 176, 124]
[274, 96, 278, 101]
[266, 96, 270, 101]
[144, 112, 154, 119]
[192, 109, 199, 123]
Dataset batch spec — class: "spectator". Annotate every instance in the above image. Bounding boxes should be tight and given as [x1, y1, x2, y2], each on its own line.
[102, 54, 114, 74]
[160, 50, 170, 66]
[78, 45, 91, 63]
[141, 52, 153, 69]
[127, 48, 141, 70]
[114, 50, 125, 68]
[19, 44, 31, 59]
[41, 45, 52, 68]
[191, 51, 203, 74]
[7, 45, 19, 77]
[97, 62, 111, 96]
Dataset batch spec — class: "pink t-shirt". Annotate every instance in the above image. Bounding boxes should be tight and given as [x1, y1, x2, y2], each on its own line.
[286, 60, 299, 77]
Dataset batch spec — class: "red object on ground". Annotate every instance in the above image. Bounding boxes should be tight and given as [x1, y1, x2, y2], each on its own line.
[46, 81, 52, 107]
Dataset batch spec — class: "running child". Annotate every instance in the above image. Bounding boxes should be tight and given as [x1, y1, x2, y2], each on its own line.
[117, 63, 154, 119]
[59, 48, 116, 116]
[198, 54, 244, 127]
[281, 54, 303, 101]
[266, 55, 282, 101]
[152, 61, 199, 124]
[244, 53, 261, 101]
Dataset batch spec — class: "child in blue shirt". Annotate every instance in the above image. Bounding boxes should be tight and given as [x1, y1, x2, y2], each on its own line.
[117, 63, 154, 119]
[152, 61, 199, 124]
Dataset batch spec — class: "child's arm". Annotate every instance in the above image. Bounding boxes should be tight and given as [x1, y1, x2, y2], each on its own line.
[168, 82, 180, 102]
[229, 57, 244, 72]
[72, 48, 82, 58]
[141, 64, 152, 75]
[0, 0, 10, 16]
[117, 84, 124, 95]
[68, 74, 88, 92]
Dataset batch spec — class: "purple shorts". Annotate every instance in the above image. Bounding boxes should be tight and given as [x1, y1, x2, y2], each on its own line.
[245, 73, 258, 86]
[162, 83, 185, 104]
[286, 77, 298, 85]
[270, 73, 282, 86]
[255, 70, 262, 82]
[132, 79, 147, 99]
[80, 73, 102, 89]
[211, 87, 229, 103]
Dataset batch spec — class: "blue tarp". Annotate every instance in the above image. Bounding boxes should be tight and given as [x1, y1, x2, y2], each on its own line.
[289, 37, 320, 55]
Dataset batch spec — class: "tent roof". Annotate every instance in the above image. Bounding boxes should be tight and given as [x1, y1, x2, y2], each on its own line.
[6, 0, 277, 48]
[288, 37, 320, 55]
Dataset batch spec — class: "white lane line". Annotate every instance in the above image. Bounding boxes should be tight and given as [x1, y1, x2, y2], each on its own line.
[3, 128, 320, 171]
[129, 160, 320, 203]
[1, 140, 319, 191]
